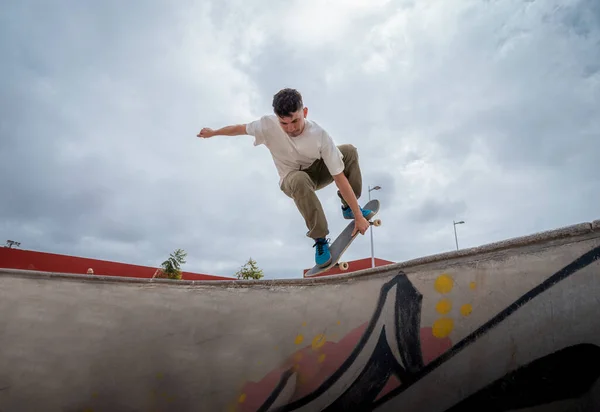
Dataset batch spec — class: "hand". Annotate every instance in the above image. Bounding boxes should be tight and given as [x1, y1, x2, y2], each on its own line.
[352, 216, 370, 236]
[197, 127, 215, 138]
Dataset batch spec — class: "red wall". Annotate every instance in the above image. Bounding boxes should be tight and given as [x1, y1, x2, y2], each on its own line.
[0, 248, 235, 281]
[303, 257, 394, 278]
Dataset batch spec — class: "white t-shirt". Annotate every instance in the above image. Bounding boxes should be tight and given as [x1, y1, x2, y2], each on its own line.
[246, 114, 345, 186]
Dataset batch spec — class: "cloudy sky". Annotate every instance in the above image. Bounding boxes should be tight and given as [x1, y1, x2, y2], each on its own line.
[1, 0, 598, 279]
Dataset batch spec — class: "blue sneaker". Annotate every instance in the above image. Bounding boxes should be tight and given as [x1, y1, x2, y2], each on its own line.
[313, 238, 332, 267]
[342, 205, 374, 220]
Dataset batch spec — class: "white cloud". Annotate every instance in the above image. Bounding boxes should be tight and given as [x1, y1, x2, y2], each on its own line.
[1, 0, 598, 279]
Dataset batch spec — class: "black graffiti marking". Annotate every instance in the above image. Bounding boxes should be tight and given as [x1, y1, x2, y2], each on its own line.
[258, 369, 296, 411]
[444, 343, 600, 411]
[322, 328, 407, 411]
[257, 244, 600, 412]
[393, 273, 426, 377]
[374, 244, 600, 408]
[258, 272, 424, 412]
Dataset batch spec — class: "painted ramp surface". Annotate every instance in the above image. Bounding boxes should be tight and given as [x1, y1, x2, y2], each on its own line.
[1, 220, 600, 411]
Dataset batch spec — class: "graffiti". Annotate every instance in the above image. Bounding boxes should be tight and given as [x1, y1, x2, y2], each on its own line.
[257, 274, 423, 412]
[376, 243, 600, 408]
[445, 344, 600, 412]
[238, 245, 600, 411]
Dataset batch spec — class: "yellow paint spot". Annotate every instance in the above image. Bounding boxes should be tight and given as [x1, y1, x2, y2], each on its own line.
[295, 334, 304, 345]
[460, 304, 473, 317]
[435, 299, 452, 314]
[238, 393, 247, 403]
[156, 372, 164, 379]
[318, 354, 326, 363]
[432, 318, 454, 338]
[302, 321, 307, 327]
[312, 334, 326, 350]
[337, 320, 341, 325]
[469, 282, 476, 290]
[434, 274, 454, 294]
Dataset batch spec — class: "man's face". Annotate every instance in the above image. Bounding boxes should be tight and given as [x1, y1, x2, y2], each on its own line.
[277, 107, 308, 137]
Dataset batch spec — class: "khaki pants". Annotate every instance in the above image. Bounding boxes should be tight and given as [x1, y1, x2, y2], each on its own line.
[280, 144, 362, 239]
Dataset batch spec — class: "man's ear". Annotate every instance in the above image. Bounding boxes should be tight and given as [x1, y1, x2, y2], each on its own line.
[303, 107, 308, 118]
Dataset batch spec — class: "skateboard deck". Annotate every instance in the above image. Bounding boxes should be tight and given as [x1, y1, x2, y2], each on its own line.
[304, 199, 381, 277]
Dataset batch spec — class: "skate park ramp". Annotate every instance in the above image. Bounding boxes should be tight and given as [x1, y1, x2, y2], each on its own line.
[1, 219, 600, 411]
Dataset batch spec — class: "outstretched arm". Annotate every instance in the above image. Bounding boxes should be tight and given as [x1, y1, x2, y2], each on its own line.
[197, 124, 247, 138]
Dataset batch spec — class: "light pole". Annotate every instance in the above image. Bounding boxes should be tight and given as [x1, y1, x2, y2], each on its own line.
[368, 185, 381, 267]
[453, 220, 465, 250]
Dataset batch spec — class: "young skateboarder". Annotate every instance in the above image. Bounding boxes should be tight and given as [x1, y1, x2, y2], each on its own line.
[197, 88, 374, 267]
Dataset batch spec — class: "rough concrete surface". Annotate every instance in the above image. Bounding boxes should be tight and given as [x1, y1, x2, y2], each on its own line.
[1, 219, 600, 411]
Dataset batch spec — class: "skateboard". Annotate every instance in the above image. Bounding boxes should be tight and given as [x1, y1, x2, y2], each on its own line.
[304, 199, 381, 277]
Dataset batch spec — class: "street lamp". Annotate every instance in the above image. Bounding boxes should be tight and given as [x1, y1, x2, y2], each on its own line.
[453, 220, 465, 250]
[368, 185, 381, 267]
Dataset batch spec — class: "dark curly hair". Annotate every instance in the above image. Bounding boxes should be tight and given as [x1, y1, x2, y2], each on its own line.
[272, 88, 303, 117]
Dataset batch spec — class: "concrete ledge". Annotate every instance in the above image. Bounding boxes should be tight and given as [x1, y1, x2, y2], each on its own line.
[384, 221, 597, 270]
[0, 267, 329, 287]
[1, 218, 599, 287]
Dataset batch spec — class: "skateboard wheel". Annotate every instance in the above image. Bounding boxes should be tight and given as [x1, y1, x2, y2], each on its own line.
[339, 261, 349, 271]
[372, 219, 382, 227]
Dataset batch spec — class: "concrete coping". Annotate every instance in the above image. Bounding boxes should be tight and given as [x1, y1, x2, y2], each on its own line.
[1, 219, 599, 288]
[387, 221, 599, 269]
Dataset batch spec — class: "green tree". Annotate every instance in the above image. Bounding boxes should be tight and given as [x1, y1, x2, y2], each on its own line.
[235, 258, 264, 280]
[156, 248, 187, 280]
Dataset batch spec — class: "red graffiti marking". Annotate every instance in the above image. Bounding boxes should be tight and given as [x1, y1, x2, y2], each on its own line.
[237, 324, 452, 411]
